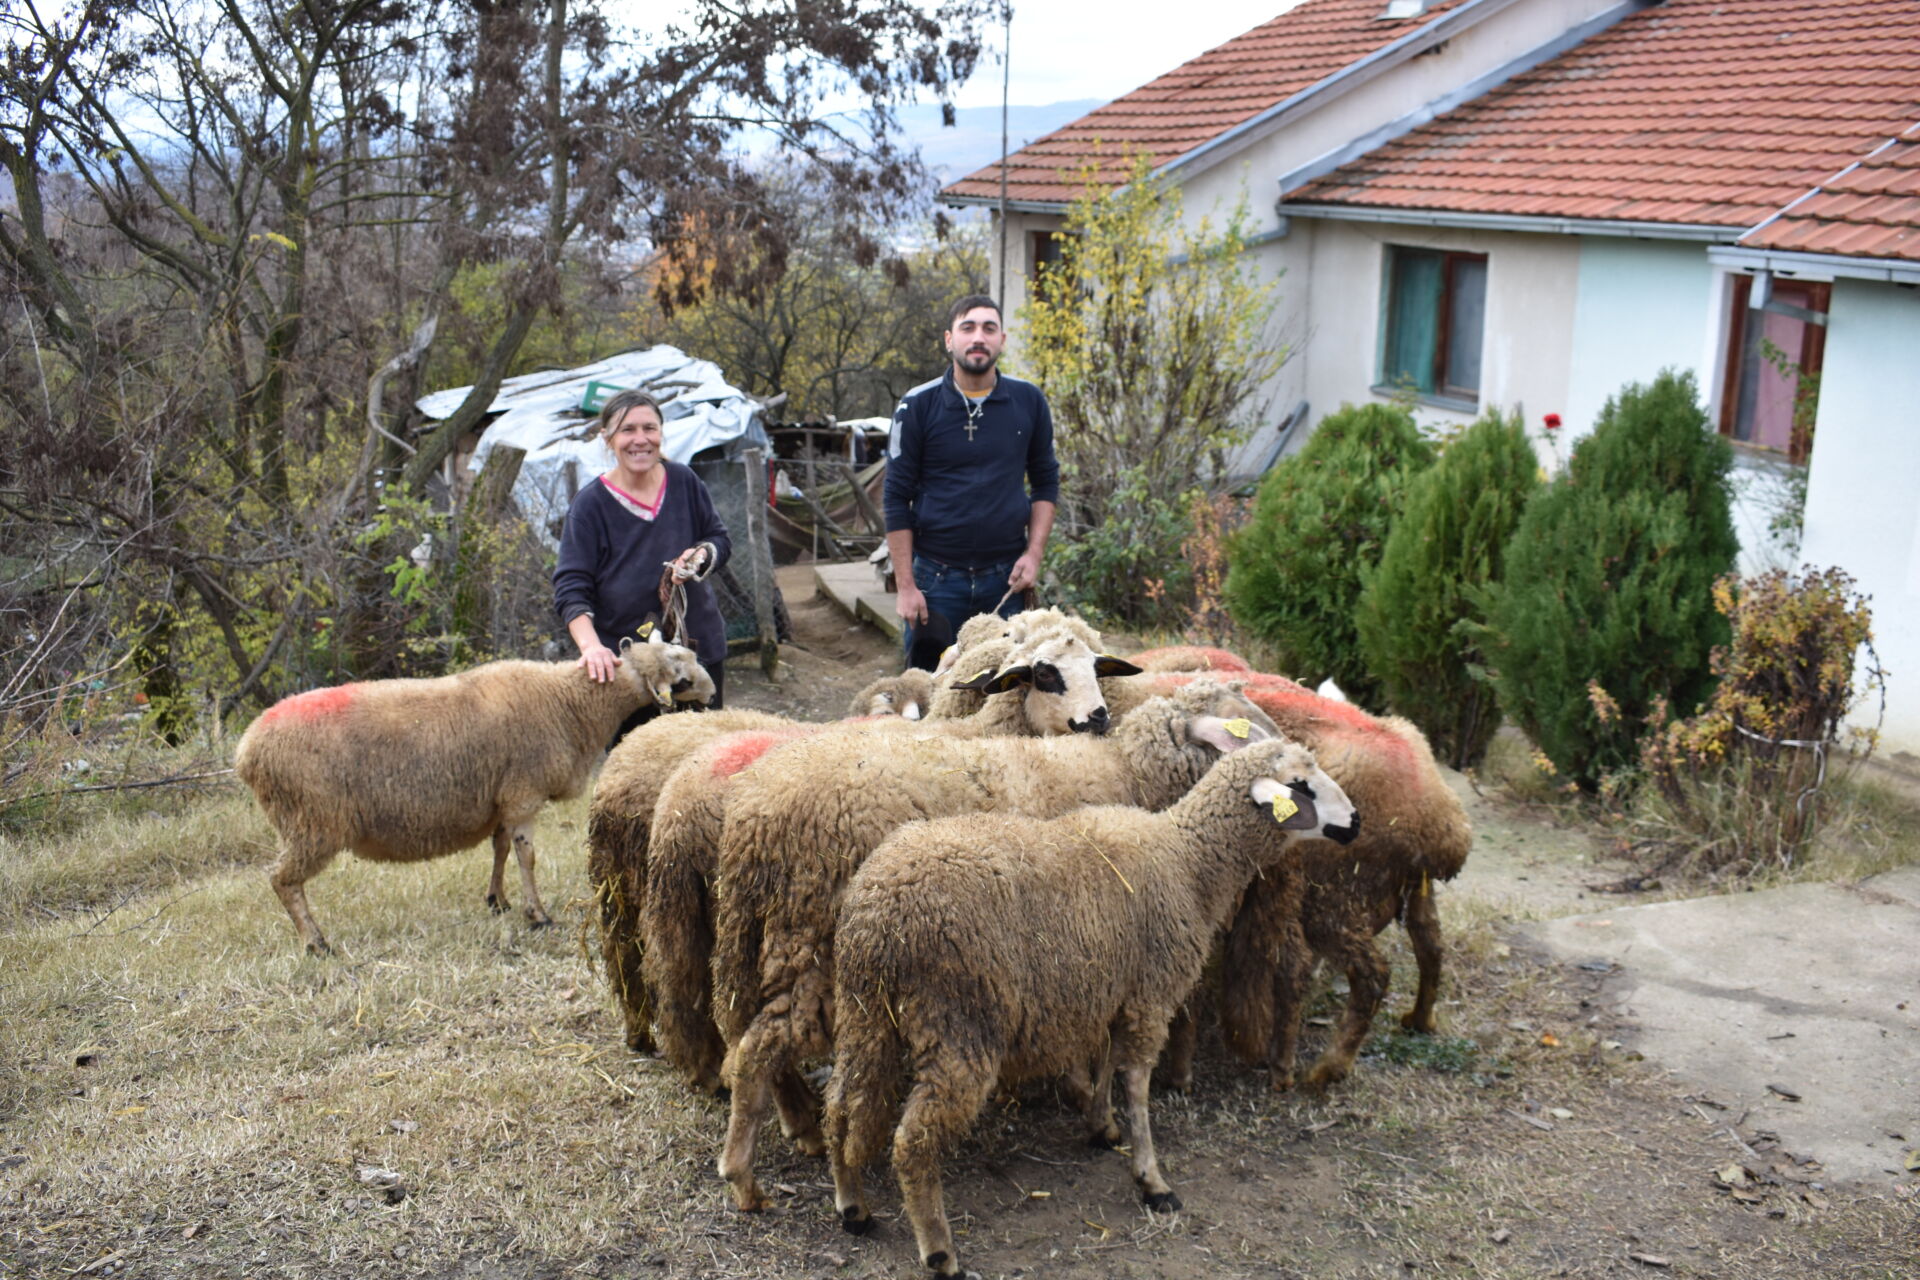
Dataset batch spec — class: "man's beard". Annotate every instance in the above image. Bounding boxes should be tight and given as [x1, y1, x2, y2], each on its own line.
[955, 347, 997, 374]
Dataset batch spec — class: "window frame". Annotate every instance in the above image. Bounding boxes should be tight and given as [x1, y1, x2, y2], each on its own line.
[1374, 244, 1489, 411]
[1718, 273, 1827, 466]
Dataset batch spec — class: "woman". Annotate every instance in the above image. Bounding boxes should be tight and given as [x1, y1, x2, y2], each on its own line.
[553, 389, 732, 729]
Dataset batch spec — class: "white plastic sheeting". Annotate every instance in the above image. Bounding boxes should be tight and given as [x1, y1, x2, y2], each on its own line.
[415, 346, 769, 540]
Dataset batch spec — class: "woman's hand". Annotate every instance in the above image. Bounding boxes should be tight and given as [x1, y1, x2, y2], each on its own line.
[577, 642, 622, 683]
[670, 544, 710, 582]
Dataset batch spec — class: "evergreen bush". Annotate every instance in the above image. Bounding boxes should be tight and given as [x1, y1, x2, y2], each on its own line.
[1477, 370, 1738, 788]
[1224, 402, 1434, 705]
[1355, 410, 1539, 769]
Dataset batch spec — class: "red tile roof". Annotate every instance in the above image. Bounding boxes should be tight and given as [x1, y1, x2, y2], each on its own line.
[941, 0, 1473, 207]
[1287, 0, 1920, 234]
[1739, 121, 1920, 261]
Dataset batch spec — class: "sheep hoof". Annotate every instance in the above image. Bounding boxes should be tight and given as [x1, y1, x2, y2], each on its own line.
[1400, 1010, 1437, 1034]
[922, 1250, 968, 1278]
[1144, 1190, 1183, 1213]
[1088, 1129, 1122, 1151]
[305, 939, 332, 958]
[840, 1206, 874, 1236]
[527, 917, 553, 931]
[486, 894, 510, 915]
[1269, 1070, 1295, 1094]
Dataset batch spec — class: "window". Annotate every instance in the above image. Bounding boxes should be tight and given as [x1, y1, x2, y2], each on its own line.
[1029, 229, 1071, 281]
[1378, 246, 1487, 404]
[1719, 273, 1826, 464]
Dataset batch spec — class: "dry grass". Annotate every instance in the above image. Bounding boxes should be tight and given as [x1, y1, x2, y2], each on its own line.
[3, 768, 1916, 1280]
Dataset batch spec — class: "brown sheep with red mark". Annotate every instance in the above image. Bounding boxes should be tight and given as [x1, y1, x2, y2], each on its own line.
[235, 640, 712, 956]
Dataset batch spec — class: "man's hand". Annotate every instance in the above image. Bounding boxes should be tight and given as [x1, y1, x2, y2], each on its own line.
[577, 642, 621, 683]
[1008, 551, 1042, 594]
[895, 581, 929, 626]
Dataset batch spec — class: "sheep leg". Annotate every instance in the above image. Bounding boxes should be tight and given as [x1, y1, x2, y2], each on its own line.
[718, 1066, 776, 1212]
[487, 826, 513, 915]
[1301, 932, 1389, 1092]
[1078, 1041, 1121, 1149]
[1399, 879, 1444, 1034]
[1267, 923, 1315, 1092]
[824, 1035, 899, 1236]
[1159, 1000, 1198, 1093]
[1120, 1059, 1180, 1212]
[507, 823, 552, 928]
[772, 1065, 826, 1156]
[269, 839, 336, 957]
[894, 1057, 997, 1279]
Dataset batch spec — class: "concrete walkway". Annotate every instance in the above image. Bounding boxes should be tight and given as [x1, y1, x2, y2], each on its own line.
[1522, 867, 1920, 1184]
[811, 558, 901, 644]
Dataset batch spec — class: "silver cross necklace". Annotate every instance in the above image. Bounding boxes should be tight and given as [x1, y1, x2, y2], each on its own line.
[962, 394, 985, 442]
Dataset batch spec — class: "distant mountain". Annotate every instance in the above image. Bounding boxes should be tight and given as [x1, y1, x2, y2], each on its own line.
[894, 99, 1102, 187]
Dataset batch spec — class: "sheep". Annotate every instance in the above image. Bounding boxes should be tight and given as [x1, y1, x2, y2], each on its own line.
[708, 679, 1276, 1212]
[847, 670, 934, 720]
[234, 636, 714, 956]
[1128, 670, 1472, 1092]
[823, 737, 1360, 1277]
[588, 707, 794, 1052]
[594, 630, 1134, 1056]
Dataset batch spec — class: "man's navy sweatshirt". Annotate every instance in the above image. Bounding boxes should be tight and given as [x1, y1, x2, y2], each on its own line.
[883, 369, 1060, 568]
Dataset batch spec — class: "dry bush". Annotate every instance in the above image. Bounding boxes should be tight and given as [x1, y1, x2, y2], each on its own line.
[1635, 567, 1881, 877]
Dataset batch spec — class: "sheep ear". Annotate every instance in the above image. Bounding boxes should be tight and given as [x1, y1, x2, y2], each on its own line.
[1093, 654, 1143, 678]
[951, 664, 1032, 694]
[1250, 777, 1320, 831]
[1189, 715, 1270, 754]
[931, 644, 960, 679]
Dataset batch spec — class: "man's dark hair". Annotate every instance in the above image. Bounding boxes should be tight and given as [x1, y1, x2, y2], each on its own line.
[946, 294, 1001, 329]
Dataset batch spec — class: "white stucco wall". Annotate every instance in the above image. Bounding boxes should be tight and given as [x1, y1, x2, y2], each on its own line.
[1564, 237, 1717, 436]
[1797, 277, 1920, 759]
[1295, 218, 1579, 440]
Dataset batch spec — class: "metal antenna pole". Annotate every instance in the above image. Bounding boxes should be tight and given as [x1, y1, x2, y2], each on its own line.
[997, 2, 1010, 304]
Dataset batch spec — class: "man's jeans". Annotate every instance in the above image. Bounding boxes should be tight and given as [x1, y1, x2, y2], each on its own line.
[904, 553, 1023, 670]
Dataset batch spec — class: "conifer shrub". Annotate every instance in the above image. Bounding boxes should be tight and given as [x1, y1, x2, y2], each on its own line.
[1355, 410, 1538, 769]
[1477, 370, 1738, 788]
[1225, 402, 1435, 705]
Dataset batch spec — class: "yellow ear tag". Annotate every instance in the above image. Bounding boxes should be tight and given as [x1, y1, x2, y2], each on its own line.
[636, 621, 654, 639]
[966, 670, 994, 684]
[1223, 718, 1252, 739]
[1270, 795, 1298, 823]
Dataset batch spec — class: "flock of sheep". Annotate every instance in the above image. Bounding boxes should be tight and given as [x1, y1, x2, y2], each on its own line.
[233, 612, 1471, 1278]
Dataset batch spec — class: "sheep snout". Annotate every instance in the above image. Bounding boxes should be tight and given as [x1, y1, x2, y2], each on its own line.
[1070, 706, 1110, 735]
[1324, 814, 1362, 846]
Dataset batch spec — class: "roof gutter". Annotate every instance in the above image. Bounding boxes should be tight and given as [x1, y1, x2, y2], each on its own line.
[1281, 201, 1742, 241]
[1709, 245, 1920, 286]
[1155, 0, 1532, 182]
[941, 194, 1072, 213]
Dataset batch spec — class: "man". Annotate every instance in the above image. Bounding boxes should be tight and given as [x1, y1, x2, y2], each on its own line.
[884, 294, 1060, 669]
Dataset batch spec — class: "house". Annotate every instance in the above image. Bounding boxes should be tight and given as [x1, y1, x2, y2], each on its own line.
[942, 0, 1920, 756]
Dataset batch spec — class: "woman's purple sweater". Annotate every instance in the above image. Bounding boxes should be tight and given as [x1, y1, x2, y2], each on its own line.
[552, 460, 733, 662]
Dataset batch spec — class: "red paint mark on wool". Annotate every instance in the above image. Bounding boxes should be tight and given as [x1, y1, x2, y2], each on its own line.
[709, 727, 812, 777]
[1240, 681, 1419, 786]
[260, 684, 359, 725]
[1132, 645, 1253, 674]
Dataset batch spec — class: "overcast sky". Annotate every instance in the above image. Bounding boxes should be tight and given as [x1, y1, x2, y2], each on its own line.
[948, 0, 1308, 109]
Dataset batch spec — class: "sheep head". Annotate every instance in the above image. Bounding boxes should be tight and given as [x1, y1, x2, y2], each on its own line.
[949, 631, 1142, 735]
[1234, 739, 1361, 846]
[618, 632, 713, 708]
[849, 670, 933, 720]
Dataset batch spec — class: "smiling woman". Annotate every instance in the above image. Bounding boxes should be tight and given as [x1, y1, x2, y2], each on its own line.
[553, 389, 733, 740]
